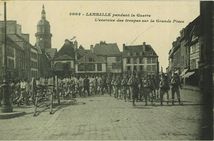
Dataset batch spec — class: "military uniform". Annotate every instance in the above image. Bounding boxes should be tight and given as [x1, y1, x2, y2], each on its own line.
[121, 76, 128, 102]
[171, 74, 182, 105]
[142, 77, 152, 105]
[131, 76, 139, 106]
[159, 75, 170, 105]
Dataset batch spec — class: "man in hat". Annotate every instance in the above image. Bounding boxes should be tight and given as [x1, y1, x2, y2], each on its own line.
[132, 73, 140, 106]
[171, 72, 182, 105]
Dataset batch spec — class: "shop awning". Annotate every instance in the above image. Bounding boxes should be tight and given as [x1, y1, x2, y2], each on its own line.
[180, 69, 188, 77]
[183, 71, 195, 78]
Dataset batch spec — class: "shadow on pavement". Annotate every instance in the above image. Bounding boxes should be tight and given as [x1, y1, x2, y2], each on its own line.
[51, 99, 86, 114]
[131, 102, 204, 109]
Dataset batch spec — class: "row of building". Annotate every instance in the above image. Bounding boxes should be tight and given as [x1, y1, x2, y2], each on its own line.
[167, 16, 200, 86]
[0, 5, 159, 81]
[53, 40, 159, 77]
[166, 4, 214, 88]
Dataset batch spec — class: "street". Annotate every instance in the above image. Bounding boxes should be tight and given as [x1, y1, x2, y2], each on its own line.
[0, 88, 203, 140]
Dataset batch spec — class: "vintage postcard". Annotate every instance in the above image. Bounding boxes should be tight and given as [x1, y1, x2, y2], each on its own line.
[0, 0, 213, 140]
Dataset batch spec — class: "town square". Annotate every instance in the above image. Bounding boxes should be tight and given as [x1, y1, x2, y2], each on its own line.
[0, 1, 213, 140]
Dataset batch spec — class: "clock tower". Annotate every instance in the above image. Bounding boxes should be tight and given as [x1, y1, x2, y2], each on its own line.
[35, 5, 52, 50]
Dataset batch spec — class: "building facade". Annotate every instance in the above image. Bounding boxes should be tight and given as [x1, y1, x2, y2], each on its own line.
[53, 39, 75, 77]
[93, 41, 122, 74]
[122, 42, 159, 76]
[75, 51, 106, 74]
[0, 20, 39, 81]
[168, 16, 201, 86]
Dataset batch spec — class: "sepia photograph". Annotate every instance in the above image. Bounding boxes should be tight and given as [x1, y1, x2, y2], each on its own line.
[0, 0, 213, 140]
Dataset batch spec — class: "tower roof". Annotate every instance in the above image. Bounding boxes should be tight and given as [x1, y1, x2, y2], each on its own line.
[37, 5, 50, 26]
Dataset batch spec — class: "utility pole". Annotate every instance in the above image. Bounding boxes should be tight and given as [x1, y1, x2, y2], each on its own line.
[1, 2, 13, 113]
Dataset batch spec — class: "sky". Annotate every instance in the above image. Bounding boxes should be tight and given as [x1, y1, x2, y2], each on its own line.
[0, 0, 200, 71]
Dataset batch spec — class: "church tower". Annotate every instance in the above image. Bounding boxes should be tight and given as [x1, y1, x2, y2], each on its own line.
[35, 5, 52, 50]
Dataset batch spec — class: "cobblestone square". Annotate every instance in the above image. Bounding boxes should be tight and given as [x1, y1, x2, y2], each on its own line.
[0, 88, 203, 140]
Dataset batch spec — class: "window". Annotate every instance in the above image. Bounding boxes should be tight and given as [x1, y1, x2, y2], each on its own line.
[89, 57, 94, 62]
[152, 58, 156, 63]
[86, 63, 95, 71]
[133, 58, 137, 64]
[97, 63, 102, 71]
[140, 66, 144, 71]
[78, 64, 85, 71]
[127, 58, 130, 64]
[116, 56, 121, 62]
[139, 58, 144, 64]
[7, 58, 14, 69]
[147, 65, 151, 71]
[152, 65, 156, 72]
[127, 66, 131, 71]
[133, 66, 137, 71]
[136, 52, 139, 56]
[112, 63, 121, 69]
[147, 58, 152, 64]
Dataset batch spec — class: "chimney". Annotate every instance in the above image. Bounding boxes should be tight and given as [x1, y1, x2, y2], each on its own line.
[90, 45, 94, 53]
[123, 43, 126, 50]
[143, 42, 146, 51]
[74, 40, 78, 49]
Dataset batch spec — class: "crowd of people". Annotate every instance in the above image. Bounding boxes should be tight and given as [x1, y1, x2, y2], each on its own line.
[57, 72, 183, 106]
[0, 72, 183, 107]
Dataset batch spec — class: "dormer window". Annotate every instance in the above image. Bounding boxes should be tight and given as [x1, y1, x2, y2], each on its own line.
[89, 58, 94, 62]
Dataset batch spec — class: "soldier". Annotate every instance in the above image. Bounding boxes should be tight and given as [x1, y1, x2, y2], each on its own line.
[83, 75, 90, 97]
[154, 75, 160, 100]
[111, 75, 116, 97]
[114, 76, 120, 98]
[171, 72, 183, 105]
[79, 76, 84, 97]
[97, 75, 102, 95]
[127, 74, 133, 101]
[101, 75, 107, 95]
[142, 75, 152, 106]
[106, 74, 112, 95]
[159, 74, 170, 105]
[150, 75, 156, 102]
[139, 75, 144, 102]
[131, 73, 139, 106]
[121, 74, 128, 102]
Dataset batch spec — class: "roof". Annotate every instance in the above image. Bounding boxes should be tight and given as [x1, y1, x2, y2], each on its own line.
[45, 48, 57, 60]
[54, 54, 74, 61]
[93, 42, 120, 56]
[122, 44, 158, 57]
[77, 52, 106, 63]
[37, 19, 50, 26]
[54, 40, 75, 60]
[77, 48, 90, 59]
[7, 34, 25, 50]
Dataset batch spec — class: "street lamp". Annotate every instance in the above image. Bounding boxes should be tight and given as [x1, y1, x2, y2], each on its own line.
[1, 2, 13, 112]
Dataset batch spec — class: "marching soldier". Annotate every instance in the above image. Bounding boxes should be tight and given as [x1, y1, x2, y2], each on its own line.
[127, 74, 133, 101]
[114, 75, 120, 99]
[142, 75, 152, 106]
[121, 74, 128, 102]
[159, 74, 170, 105]
[106, 74, 112, 95]
[131, 73, 139, 106]
[111, 75, 116, 97]
[171, 72, 183, 105]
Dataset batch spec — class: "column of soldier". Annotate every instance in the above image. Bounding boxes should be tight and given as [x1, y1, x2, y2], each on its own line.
[0, 72, 182, 107]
